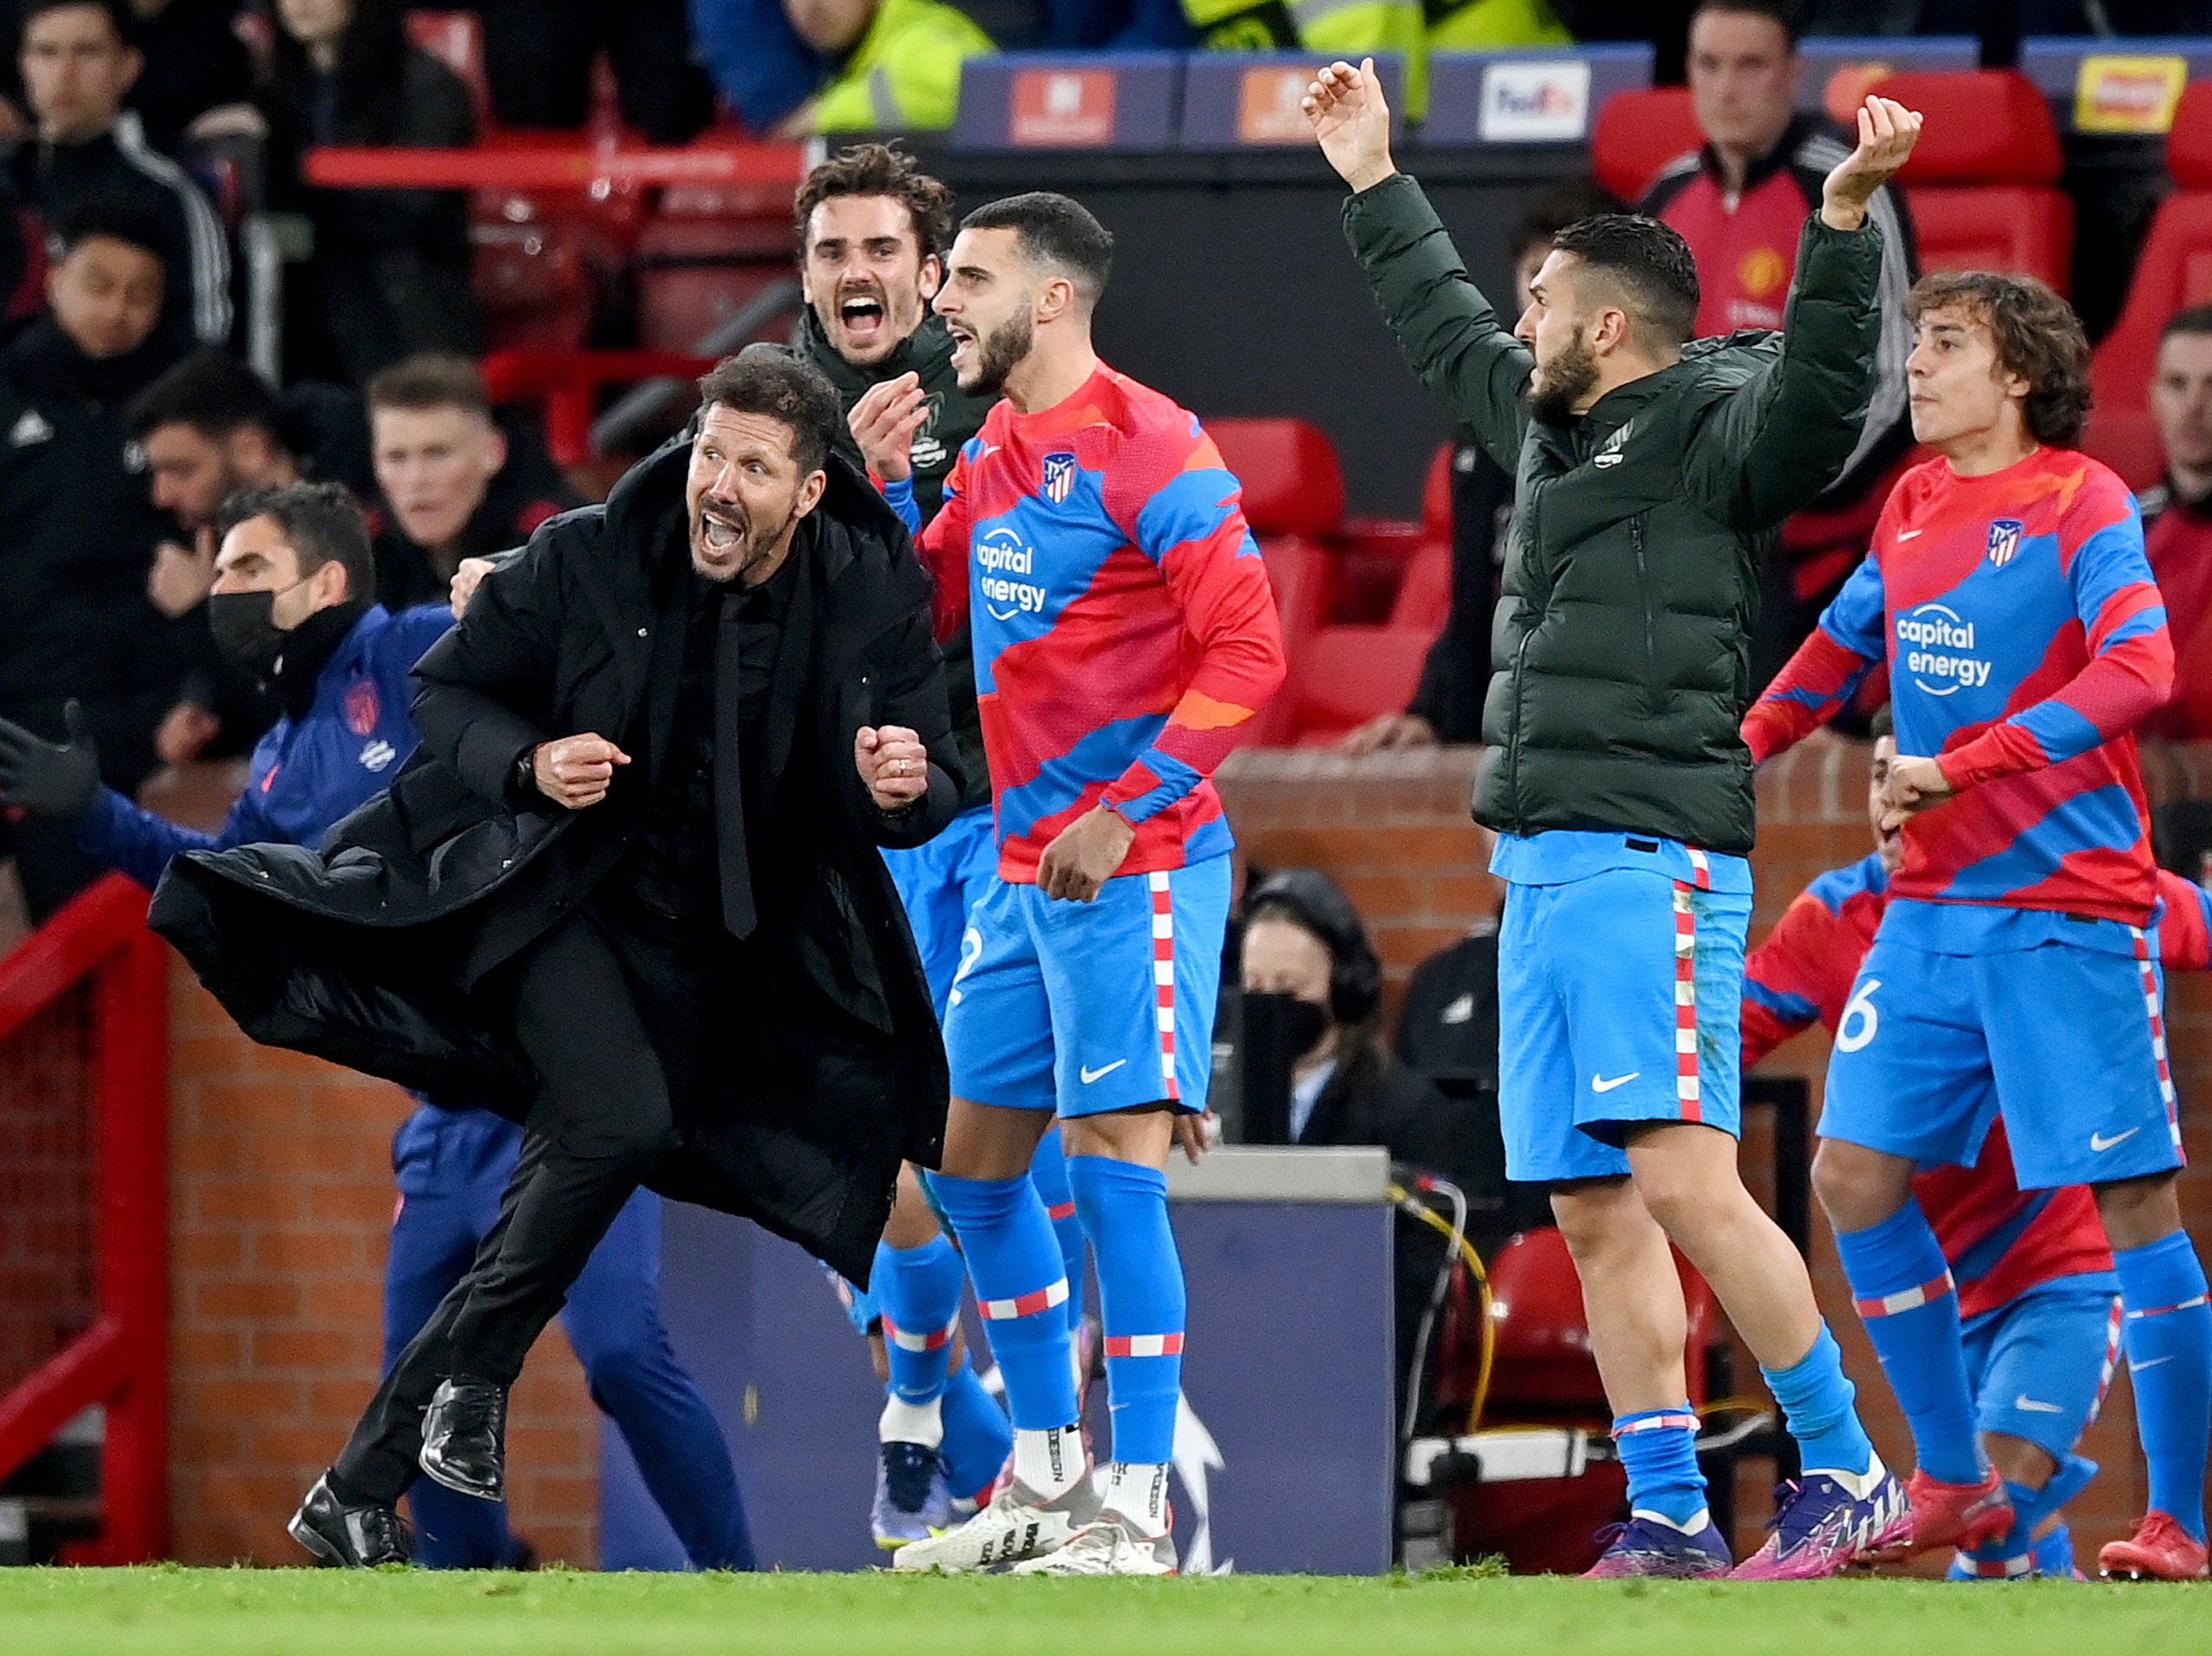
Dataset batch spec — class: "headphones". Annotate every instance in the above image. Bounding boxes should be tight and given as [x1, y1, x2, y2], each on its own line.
[1245, 867, 1382, 1026]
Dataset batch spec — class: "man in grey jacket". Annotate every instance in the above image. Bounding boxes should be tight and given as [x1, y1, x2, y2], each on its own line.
[1307, 59, 1922, 1579]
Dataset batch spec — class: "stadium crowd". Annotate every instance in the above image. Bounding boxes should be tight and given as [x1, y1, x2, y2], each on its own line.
[12, 0, 2212, 1588]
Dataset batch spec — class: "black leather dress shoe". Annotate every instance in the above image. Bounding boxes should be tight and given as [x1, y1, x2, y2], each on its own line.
[289, 1474, 414, 1567]
[419, 1377, 507, 1502]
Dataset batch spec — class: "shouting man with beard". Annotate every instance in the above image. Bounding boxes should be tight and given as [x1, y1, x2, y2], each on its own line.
[1308, 62, 1921, 1580]
[151, 348, 963, 1562]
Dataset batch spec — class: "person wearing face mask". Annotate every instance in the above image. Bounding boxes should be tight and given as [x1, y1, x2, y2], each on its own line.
[1239, 868, 1459, 1159]
[0, 479, 759, 1572]
[0, 191, 190, 921]
[149, 348, 961, 1567]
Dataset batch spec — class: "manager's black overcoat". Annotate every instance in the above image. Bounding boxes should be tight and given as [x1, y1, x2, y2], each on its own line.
[150, 436, 963, 1281]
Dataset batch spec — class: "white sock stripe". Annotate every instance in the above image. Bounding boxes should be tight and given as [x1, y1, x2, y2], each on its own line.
[979, 1278, 1071, 1320]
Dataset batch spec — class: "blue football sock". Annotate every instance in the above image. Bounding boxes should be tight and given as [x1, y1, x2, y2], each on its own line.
[1028, 1126, 1088, 1331]
[2032, 1522, 2076, 1579]
[1833, 1201, 1980, 1483]
[1761, 1322, 1880, 1481]
[927, 1171, 1079, 1431]
[873, 1234, 966, 1409]
[1067, 1155, 1184, 1466]
[1613, 1405, 1708, 1530]
[2113, 1230, 2212, 1543]
[936, 1359, 1014, 1502]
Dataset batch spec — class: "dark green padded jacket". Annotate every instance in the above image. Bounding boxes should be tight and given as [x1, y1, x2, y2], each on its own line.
[1342, 173, 1884, 856]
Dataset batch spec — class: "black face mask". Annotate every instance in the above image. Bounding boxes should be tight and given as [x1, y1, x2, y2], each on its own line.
[1244, 991, 1331, 1065]
[208, 584, 365, 695]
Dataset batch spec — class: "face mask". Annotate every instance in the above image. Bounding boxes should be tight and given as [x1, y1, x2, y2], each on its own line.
[209, 577, 363, 688]
[1243, 990, 1331, 1064]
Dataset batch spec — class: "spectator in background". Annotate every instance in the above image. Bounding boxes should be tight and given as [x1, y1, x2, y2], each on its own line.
[366, 353, 578, 612]
[0, 193, 190, 919]
[6, 0, 229, 348]
[779, 0, 994, 135]
[1341, 178, 1621, 754]
[1240, 868, 1466, 1170]
[2141, 305, 2212, 741]
[0, 1, 257, 152]
[1038, 0, 1193, 47]
[259, 0, 481, 383]
[129, 347, 303, 764]
[1642, 0, 1916, 691]
[480, 0, 714, 147]
[688, 0, 824, 134]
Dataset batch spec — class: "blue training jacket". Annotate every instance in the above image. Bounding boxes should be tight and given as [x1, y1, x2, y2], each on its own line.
[80, 603, 453, 890]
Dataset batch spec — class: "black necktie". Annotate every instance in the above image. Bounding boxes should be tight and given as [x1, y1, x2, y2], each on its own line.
[713, 594, 755, 939]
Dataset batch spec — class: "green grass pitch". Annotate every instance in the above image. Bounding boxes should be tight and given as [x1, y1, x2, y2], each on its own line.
[3, 1568, 2208, 1655]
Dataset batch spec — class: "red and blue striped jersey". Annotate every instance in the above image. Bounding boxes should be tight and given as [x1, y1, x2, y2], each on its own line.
[1743, 855, 2212, 1315]
[917, 363, 1285, 882]
[1744, 448, 2175, 927]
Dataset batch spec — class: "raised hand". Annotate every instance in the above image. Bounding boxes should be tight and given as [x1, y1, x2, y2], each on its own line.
[849, 373, 931, 486]
[1822, 95, 1924, 231]
[1302, 58, 1396, 195]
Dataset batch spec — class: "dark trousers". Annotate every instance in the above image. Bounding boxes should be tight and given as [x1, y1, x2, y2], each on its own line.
[335, 912, 680, 1507]
[480, 0, 714, 145]
[385, 1105, 753, 1568]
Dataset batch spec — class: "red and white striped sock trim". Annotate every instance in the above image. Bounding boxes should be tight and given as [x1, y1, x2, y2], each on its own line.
[1686, 846, 1711, 891]
[1045, 1200, 1077, 1222]
[1103, 1332, 1185, 1359]
[978, 1277, 1071, 1321]
[1962, 1552, 2033, 1578]
[1150, 870, 1179, 1102]
[2093, 1295, 2123, 1419]
[2130, 927, 2184, 1153]
[1853, 1269, 1956, 1318]
[883, 1314, 959, 1353]
[1671, 881, 1702, 1123]
[1613, 1411, 1700, 1438]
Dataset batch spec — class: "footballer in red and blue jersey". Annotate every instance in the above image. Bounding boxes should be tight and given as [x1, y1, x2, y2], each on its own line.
[1746, 445, 2179, 1190]
[1748, 312, 2212, 1574]
[917, 362, 1284, 1121]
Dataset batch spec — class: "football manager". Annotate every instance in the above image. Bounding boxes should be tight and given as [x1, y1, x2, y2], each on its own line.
[152, 346, 963, 1564]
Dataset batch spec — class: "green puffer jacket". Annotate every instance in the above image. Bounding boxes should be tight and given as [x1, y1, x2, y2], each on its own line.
[1341, 173, 1884, 856]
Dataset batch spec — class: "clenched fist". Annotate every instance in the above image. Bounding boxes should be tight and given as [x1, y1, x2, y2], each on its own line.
[856, 724, 929, 812]
[531, 733, 630, 810]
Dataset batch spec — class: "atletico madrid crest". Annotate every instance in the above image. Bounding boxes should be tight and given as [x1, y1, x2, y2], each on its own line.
[1987, 518, 2023, 568]
[1042, 452, 1077, 504]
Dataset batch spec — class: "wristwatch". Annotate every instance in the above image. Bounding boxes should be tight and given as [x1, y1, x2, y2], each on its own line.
[511, 744, 540, 804]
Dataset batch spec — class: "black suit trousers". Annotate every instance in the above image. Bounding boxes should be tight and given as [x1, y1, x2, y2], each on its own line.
[332, 909, 682, 1505]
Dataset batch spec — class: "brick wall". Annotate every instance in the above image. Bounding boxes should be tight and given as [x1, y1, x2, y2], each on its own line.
[1217, 740, 2212, 1568]
[166, 967, 601, 1566]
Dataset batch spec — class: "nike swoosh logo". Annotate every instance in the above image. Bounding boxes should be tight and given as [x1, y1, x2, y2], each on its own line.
[2091, 1127, 2141, 1152]
[2013, 1395, 2064, 1413]
[1079, 1060, 1126, 1085]
[2131, 1355, 2175, 1373]
[1591, 1072, 1640, 1094]
[1896, 529, 1923, 541]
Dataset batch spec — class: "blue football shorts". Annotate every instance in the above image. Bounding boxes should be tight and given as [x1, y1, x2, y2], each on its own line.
[1962, 1281, 2123, 1462]
[1822, 924, 2182, 1190]
[943, 855, 1230, 1118]
[1498, 868, 1750, 1183]
[883, 804, 998, 1020]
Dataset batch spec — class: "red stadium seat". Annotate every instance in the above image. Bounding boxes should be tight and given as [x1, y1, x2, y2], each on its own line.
[1590, 87, 1703, 205]
[1289, 625, 1435, 744]
[1207, 416, 1345, 538]
[1868, 70, 2071, 293]
[2085, 81, 2212, 489]
[1422, 440, 1454, 541]
[1391, 544, 1452, 632]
